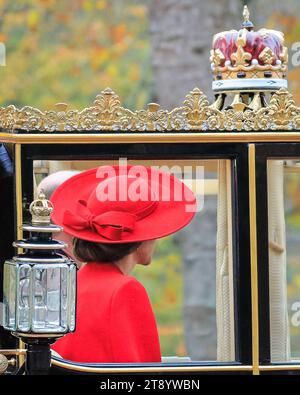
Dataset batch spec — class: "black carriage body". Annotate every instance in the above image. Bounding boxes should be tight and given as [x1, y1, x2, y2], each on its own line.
[1, 126, 300, 375]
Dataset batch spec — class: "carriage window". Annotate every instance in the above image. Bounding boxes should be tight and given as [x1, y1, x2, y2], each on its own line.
[33, 158, 235, 363]
[268, 160, 300, 362]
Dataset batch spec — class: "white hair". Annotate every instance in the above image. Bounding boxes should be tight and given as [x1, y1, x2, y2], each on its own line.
[37, 170, 81, 200]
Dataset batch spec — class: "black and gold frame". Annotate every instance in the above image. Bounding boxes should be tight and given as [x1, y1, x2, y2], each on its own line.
[1, 85, 300, 375]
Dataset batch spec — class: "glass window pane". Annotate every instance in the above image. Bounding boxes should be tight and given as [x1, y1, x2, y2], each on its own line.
[34, 158, 235, 363]
[268, 159, 300, 362]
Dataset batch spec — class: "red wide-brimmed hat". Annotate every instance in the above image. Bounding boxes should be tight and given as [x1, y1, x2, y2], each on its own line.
[50, 165, 197, 243]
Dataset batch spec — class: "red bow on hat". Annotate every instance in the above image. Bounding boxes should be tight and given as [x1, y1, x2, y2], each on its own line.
[63, 199, 158, 241]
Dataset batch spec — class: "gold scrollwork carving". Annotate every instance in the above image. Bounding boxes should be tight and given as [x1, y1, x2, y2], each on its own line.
[261, 89, 300, 129]
[0, 87, 299, 132]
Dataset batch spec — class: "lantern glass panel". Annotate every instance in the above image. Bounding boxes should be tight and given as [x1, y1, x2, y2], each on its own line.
[17, 264, 31, 332]
[3, 260, 76, 334]
[3, 261, 17, 330]
[69, 264, 76, 332]
[32, 264, 73, 333]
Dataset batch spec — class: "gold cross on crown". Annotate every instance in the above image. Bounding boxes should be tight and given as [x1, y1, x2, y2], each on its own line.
[243, 5, 250, 23]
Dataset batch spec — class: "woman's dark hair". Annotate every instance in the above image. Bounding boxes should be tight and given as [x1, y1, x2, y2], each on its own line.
[73, 237, 142, 263]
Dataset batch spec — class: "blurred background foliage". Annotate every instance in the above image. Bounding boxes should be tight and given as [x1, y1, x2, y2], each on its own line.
[0, 0, 151, 109]
[0, 0, 300, 107]
[266, 12, 300, 104]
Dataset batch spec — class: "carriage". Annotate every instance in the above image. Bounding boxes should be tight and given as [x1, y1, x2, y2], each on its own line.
[0, 6, 300, 375]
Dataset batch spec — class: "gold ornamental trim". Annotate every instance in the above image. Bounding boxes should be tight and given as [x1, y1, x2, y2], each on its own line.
[0, 87, 300, 133]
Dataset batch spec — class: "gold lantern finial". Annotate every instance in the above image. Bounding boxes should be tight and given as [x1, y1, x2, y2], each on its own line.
[29, 190, 54, 225]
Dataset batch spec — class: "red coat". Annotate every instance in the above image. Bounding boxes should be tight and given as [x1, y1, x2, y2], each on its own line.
[52, 262, 161, 363]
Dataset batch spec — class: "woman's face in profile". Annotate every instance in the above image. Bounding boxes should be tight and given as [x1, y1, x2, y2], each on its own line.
[136, 240, 156, 266]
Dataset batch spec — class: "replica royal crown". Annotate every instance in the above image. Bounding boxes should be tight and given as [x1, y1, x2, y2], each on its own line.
[210, 5, 288, 96]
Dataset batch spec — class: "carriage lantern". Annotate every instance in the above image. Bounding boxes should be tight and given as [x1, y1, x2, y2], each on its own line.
[2, 192, 76, 374]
